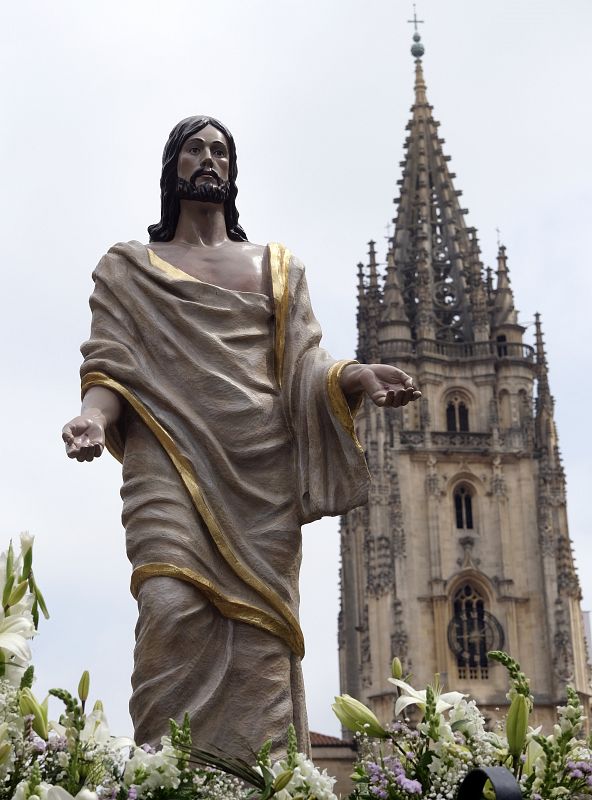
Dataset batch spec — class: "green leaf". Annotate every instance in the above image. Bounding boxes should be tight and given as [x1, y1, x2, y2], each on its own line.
[31, 598, 39, 630]
[6, 542, 14, 583]
[34, 586, 49, 620]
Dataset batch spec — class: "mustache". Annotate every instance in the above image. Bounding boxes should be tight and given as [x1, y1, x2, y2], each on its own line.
[189, 168, 221, 186]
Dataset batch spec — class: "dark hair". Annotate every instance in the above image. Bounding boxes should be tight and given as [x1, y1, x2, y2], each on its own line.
[148, 116, 248, 242]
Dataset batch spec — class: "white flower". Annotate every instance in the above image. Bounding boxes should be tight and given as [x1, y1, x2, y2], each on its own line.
[268, 753, 337, 800]
[12, 780, 29, 800]
[81, 706, 111, 746]
[19, 533, 34, 557]
[0, 614, 35, 664]
[123, 738, 180, 798]
[389, 677, 466, 716]
[46, 787, 98, 800]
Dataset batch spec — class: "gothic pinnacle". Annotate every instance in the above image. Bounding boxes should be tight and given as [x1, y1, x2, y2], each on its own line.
[534, 312, 553, 416]
[492, 243, 518, 328]
[368, 240, 379, 291]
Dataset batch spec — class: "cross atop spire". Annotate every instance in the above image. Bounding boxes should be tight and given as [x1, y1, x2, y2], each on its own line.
[408, 4, 425, 59]
[407, 3, 424, 33]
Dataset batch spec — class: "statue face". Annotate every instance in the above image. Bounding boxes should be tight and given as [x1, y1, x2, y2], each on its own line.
[177, 124, 230, 198]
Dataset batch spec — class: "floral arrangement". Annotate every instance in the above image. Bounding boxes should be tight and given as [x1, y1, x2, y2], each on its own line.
[332, 654, 592, 799]
[2, 533, 591, 800]
[0, 535, 337, 800]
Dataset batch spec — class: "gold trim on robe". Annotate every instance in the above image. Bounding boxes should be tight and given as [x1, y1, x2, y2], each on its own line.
[81, 371, 305, 658]
[327, 359, 364, 453]
[130, 562, 301, 652]
[268, 242, 291, 388]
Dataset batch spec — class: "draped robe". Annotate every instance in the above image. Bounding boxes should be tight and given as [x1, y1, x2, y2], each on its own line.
[80, 240, 369, 758]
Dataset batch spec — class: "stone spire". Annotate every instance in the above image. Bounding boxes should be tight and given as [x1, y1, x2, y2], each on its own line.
[492, 244, 519, 328]
[379, 250, 412, 347]
[356, 240, 383, 363]
[388, 26, 487, 344]
[356, 262, 368, 362]
[534, 312, 554, 441]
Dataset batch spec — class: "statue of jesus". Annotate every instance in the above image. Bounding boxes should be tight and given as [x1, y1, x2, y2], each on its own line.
[62, 116, 420, 759]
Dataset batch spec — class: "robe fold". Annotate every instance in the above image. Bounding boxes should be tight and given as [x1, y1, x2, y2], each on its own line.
[80, 240, 369, 758]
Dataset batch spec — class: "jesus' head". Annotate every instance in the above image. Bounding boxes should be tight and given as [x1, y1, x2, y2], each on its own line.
[148, 115, 248, 243]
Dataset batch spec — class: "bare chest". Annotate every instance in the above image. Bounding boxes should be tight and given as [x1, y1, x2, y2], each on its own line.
[148, 242, 267, 295]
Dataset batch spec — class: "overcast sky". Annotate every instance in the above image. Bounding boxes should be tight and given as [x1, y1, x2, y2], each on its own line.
[1, 0, 590, 740]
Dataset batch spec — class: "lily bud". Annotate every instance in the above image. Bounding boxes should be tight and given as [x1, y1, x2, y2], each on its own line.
[8, 579, 29, 607]
[19, 532, 34, 558]
[0, 741, 11, 766]
[78, 671, 90, 704]
[92, 700, 104, 712]
[272, 770, 294, 791]
[332, 695, 386, 738]
[506, 693, 529, 757]
[2, 574, 14, 608]
[391, 657, 403, 680]
[19, 688, 48, 740]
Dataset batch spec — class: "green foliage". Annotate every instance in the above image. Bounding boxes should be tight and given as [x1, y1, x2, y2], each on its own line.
[257, 738, 273, 769]
[170, 713, 192, 770]
[286, 723, 298, 770]
[423, 684, 440, 742]
[488, 650, 533, 708]
[19, 665, 34, 690]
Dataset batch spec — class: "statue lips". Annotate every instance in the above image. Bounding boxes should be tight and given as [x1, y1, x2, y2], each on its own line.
[190, 168, 221, 187]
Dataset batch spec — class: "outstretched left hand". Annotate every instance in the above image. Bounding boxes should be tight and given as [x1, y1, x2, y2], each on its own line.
[340, 363, 421, 408]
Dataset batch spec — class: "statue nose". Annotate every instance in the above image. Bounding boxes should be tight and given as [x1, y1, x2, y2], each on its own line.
[201, 152, 213, 168]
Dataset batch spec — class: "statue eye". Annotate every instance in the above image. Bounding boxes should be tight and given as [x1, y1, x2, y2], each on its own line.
[189, 146, 200, 154]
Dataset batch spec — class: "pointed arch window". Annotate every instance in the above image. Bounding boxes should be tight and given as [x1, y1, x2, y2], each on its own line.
[447, 584, 505, 681]
[454, 486, 474, 530]
[451, 584, 489, 680]
[445, 394, 470, 432]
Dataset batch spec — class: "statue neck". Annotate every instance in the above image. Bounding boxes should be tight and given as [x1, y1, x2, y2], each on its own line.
[173, 201, 229, 246]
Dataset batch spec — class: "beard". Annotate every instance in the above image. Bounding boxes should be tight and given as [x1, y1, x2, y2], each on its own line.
[177, 172, 231, 204]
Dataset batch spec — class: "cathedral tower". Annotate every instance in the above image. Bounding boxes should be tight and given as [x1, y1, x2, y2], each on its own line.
[338, 25, 590, 729]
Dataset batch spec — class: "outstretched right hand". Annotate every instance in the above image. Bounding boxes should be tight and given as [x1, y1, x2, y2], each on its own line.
[62, 412, 106, 462]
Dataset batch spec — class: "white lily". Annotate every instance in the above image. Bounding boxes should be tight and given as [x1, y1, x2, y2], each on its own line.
[80, 702, 134, 750]
[389, 676, 467, 717]
[19, 532, 34, 557]
[80, 704, 111, 745]
[0, 613, 34, 663]
[46, 787, 97, 800]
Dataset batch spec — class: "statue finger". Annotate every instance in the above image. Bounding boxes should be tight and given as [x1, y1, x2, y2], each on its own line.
[381, 389, 395, 407]
[66, 443, 80, 459]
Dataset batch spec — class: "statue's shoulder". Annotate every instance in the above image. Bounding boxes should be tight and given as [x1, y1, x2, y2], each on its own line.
[266, 242, 305, 272]
[92, 240, 146, 281]
[107, 240, 146, 261]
